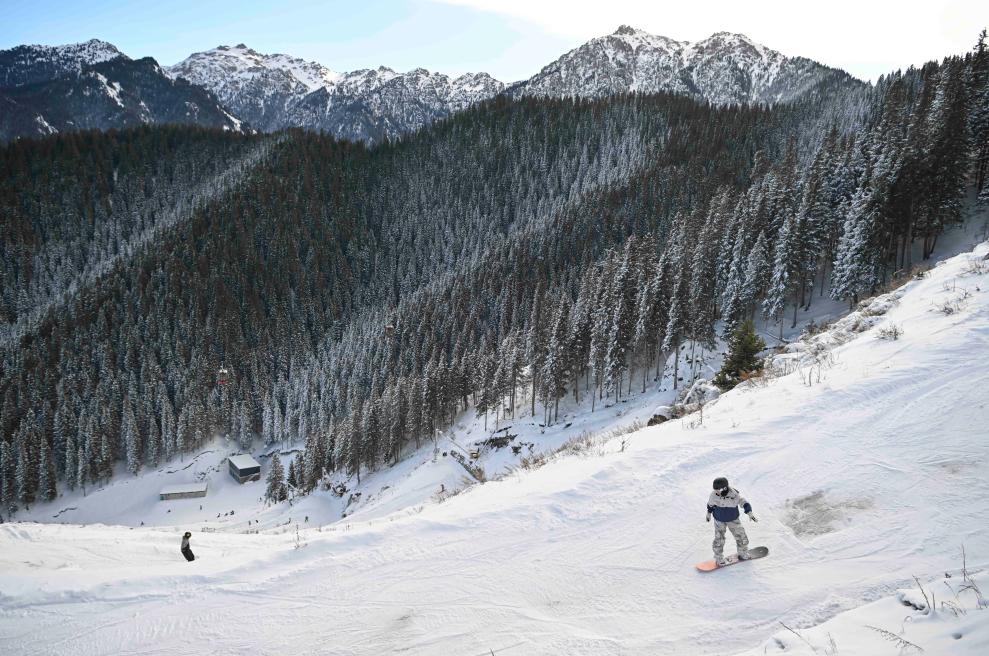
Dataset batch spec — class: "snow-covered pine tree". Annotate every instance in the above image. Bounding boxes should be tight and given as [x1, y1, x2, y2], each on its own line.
[387, 384, 405, 465]
[720, 225, 749, 338]
[63, 430, 77, 491]
[146, 418, 161, 468]
[588, 262, 613, 409]
[121, 396, 141, 476]
[16, 440, 34, 507]
[971, 30, 989, 201]
[175, 406, 188, 458]
[287, 455, 298, 489]
[630, 243, 660, 393]
[159, 388, 175, 459]
[525, 287, 546, 416]
[763, 211, 801, 335]
[0, 441, 15, 515]
[265, 452, 287, 502]
[567, 275, 594, 402]
[76, 445, 89, 495]
[604, 283, 628, 400]
[262, 403, 274, 445]
[52, 405, 70, 480]
[38, 439, 56, 502]
[406, 377, 423, 450]
[688, 200, 724, 360]
[238, 402, 252, 450]
[361, 400, 379, 473]
[662, 216, 692, 389]
[713, 320, 767, 391]
[831, 174, 883, 305]
[740, 231, 771, 318]
[542, 296, 571, 423]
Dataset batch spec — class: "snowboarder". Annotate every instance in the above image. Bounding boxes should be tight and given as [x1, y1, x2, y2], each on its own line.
[181, 531, 195, 562]
[706, 477, 758, 566]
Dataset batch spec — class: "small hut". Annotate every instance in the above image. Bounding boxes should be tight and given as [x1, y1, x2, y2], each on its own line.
[228, 454, 261, 483]
[159, 482, 209, 501]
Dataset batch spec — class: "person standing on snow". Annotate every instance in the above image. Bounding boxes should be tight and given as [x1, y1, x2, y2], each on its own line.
[181, 531, 195, 562]
[706, 477, 757, 565]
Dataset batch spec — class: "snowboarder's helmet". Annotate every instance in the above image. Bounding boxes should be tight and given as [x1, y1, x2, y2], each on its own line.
[184, 532, 191, 538]
[713, 477, 729, 490]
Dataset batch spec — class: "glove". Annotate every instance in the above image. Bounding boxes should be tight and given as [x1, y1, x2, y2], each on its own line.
[747, 512, 758, 522]
[705, 512, 711, 522]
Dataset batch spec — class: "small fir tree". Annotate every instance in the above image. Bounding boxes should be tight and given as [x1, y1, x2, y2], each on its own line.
[713, 321, 767, 391]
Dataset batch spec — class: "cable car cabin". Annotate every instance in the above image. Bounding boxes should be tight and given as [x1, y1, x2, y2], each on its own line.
[227, 454, 261, 484]
[217, 366, 231, 386]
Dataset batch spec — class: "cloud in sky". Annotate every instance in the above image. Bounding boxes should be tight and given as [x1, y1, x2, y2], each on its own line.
[434, 0, 989, 81]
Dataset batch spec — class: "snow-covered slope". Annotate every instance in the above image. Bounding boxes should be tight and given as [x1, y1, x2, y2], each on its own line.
[0, 40, 244, 142]
[0, 56, 244, 142]
[2, 230, 987, 654]
[167, 44, 505, 139]
[511, 26, 860, 106]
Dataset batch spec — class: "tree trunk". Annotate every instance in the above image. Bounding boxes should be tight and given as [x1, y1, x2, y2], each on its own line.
[905, 218, 914, 272]
[689, 340, 696, 381]
[672, 343, 680, 389]
[531, 376, 536, 416]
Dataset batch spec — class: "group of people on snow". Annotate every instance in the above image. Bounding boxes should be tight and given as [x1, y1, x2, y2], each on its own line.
[177, 477, 757, 567]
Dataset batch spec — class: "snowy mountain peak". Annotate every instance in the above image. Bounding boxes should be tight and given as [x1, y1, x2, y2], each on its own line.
[513, 26, 857, 106]
[0, 38, 127, 88]
[48, 38, 125, 64]
[168, 44, 343, 95]
[167, 43, 505, 138]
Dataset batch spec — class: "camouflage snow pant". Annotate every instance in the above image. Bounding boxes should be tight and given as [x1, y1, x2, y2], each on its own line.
[713, 520, 749, 558]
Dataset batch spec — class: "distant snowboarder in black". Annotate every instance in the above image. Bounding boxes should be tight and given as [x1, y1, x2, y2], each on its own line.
[181, 531, 195, 562]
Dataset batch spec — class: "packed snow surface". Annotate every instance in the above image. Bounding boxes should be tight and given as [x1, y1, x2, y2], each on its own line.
[2, 238, 989, 654]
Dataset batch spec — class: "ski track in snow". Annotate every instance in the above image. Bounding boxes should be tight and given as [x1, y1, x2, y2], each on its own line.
[2, 237, 989, 654]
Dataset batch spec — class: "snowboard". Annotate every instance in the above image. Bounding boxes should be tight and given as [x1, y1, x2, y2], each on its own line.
[695, 546, 768, 572]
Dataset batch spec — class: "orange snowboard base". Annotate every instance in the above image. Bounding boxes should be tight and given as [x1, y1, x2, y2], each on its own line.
[696, 546, 769, 572]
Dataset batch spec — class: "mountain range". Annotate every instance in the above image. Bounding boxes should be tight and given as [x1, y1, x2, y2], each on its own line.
[0, 26, 864, 142]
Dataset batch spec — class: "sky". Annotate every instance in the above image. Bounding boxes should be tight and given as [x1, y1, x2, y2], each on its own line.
[2, 0, 987, 82]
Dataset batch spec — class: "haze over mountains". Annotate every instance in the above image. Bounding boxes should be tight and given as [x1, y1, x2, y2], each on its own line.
[0, 26, 864, 142]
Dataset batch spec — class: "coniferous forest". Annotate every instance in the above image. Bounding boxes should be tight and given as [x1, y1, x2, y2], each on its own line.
[2, 35, 988, 515]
